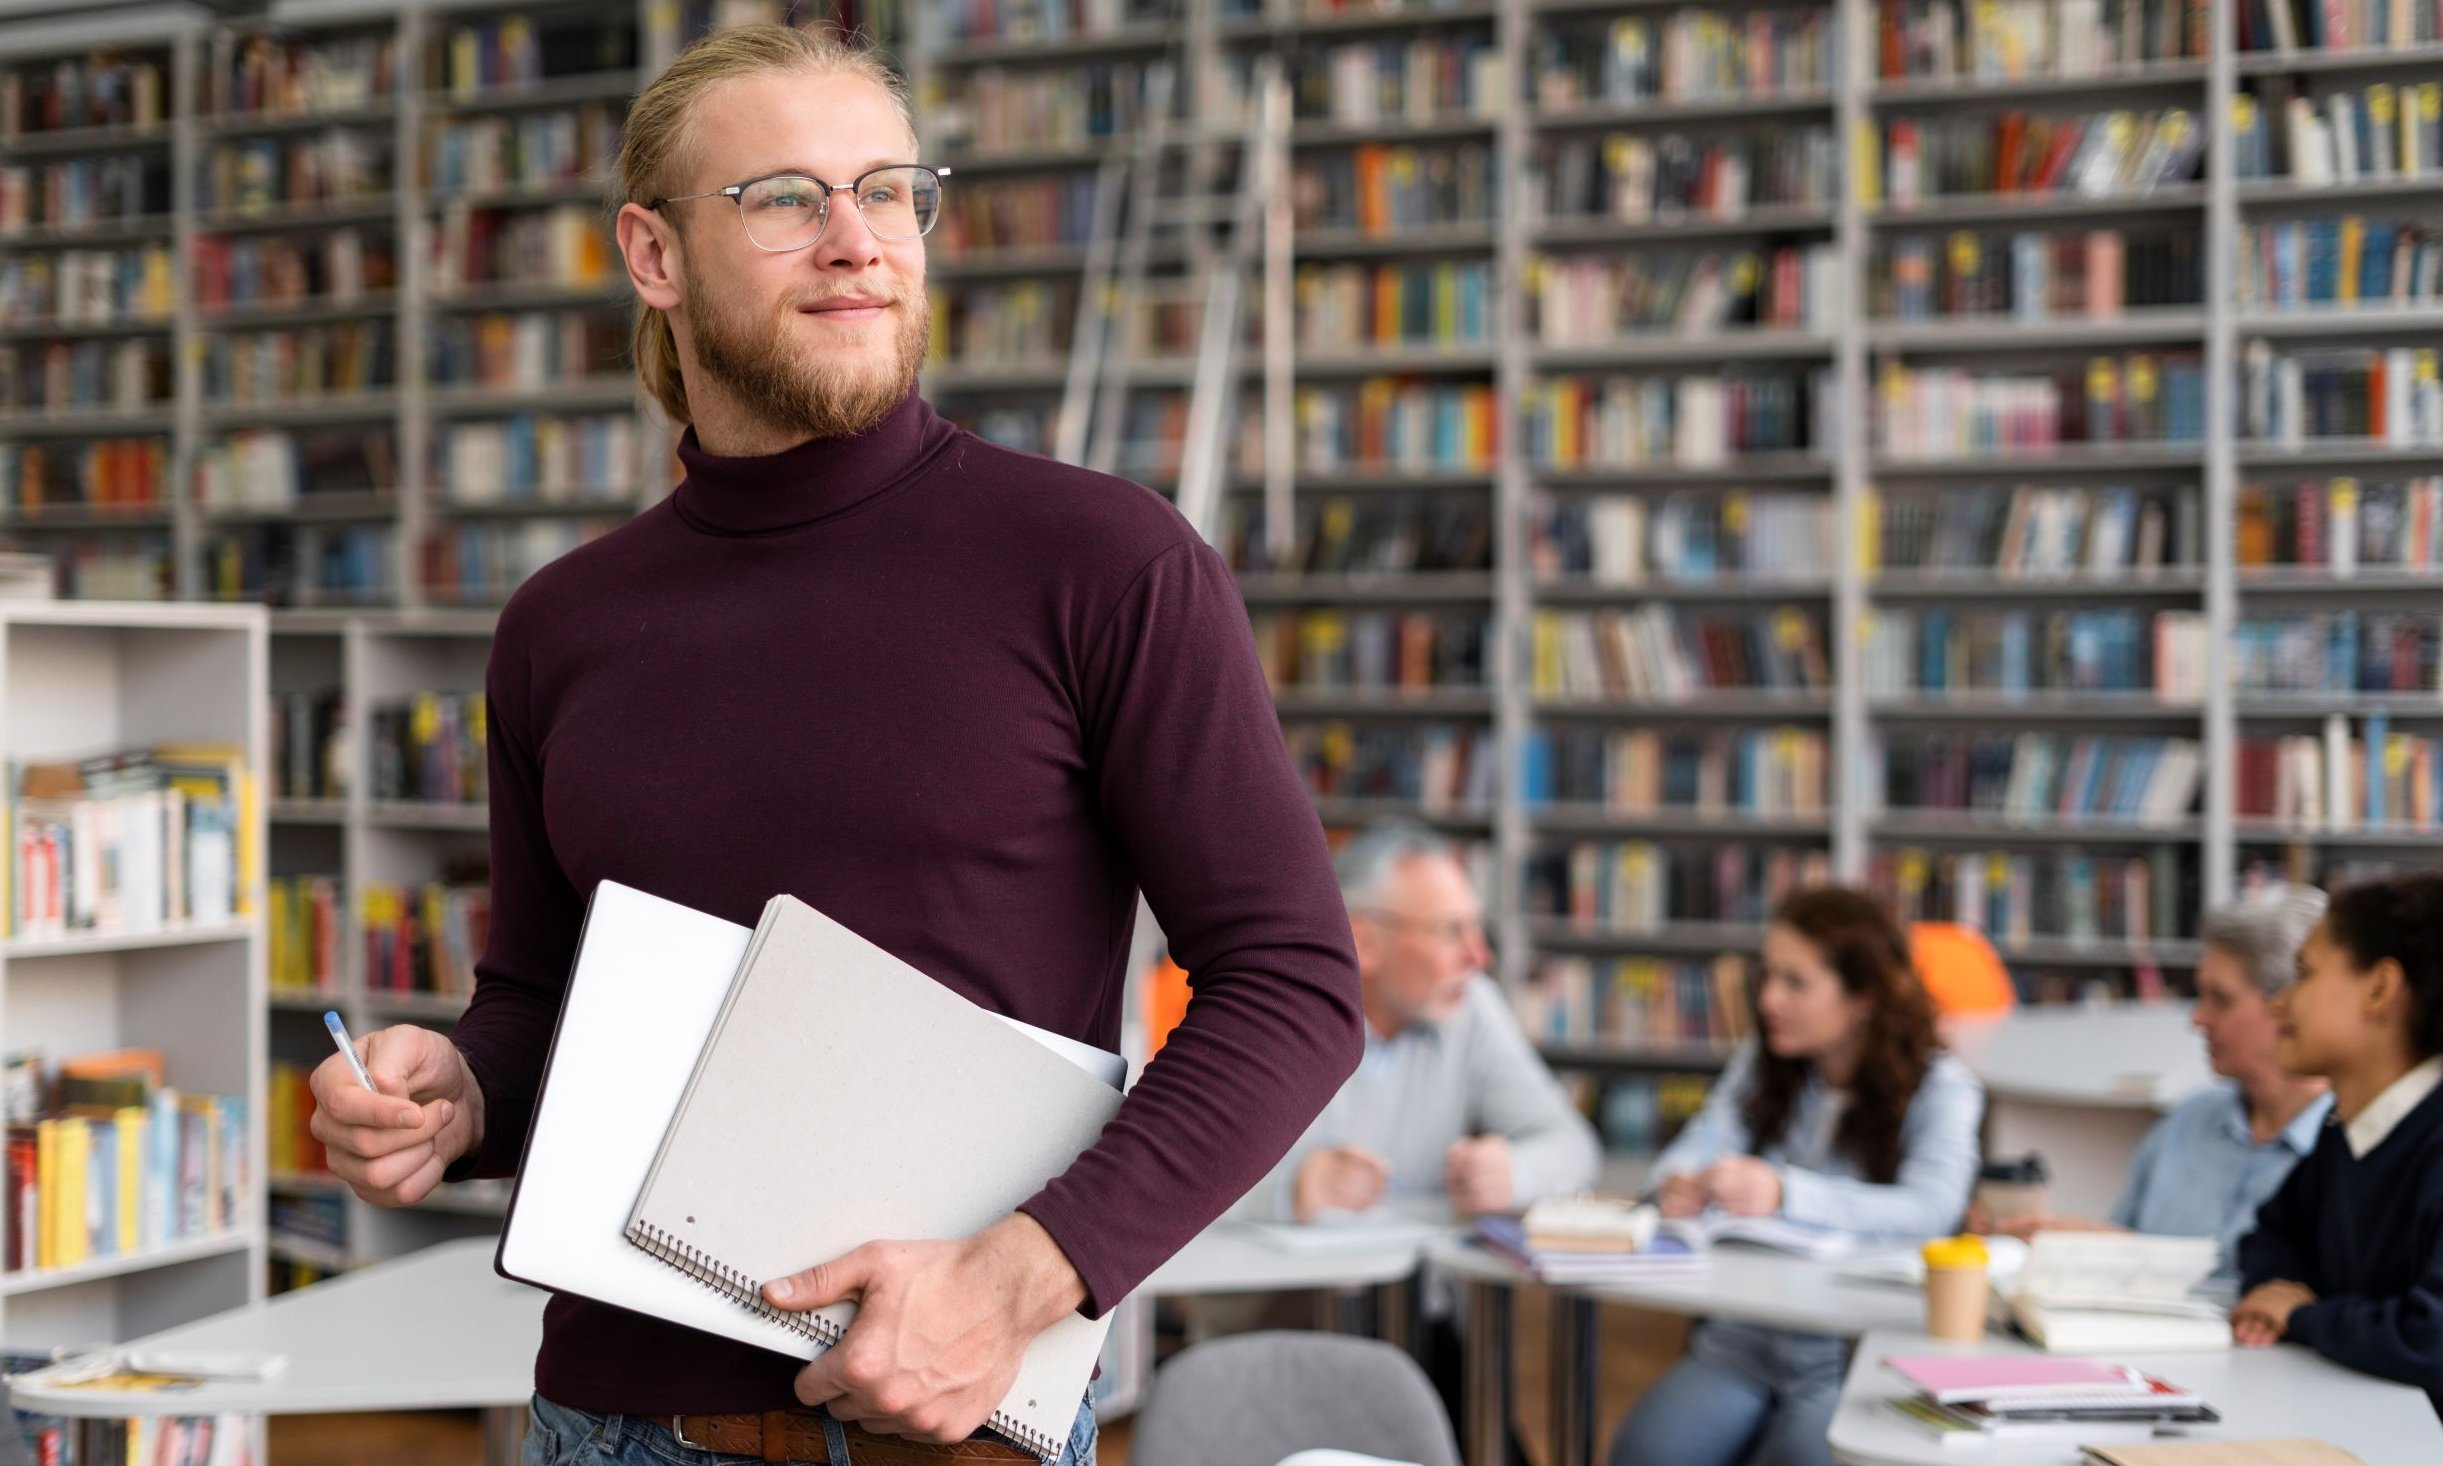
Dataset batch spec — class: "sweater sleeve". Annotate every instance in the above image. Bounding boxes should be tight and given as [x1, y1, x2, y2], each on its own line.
[443, 602, 587, 1182]
[1016, 539, 1364, 1314]
[1459, 979, 1601, 1207]
[2237, 1142, 2322, 1293]
[1778, 1055, 1985, 1240]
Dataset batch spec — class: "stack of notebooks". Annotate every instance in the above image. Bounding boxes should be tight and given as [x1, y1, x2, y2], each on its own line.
[1471, 1197, 1707, 1283]
[1885, 1355, 2220, 1447]
[2009, 1232, 2229, 1353]
[493, 882, 1128, 1461]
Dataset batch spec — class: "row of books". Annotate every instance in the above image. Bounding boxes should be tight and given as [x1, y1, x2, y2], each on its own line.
[2232, 610, 2443, 693]
[429, 203, 617, 294]
[1, 53, 167, 136]
[4, 1402, 250, 1466]
[1528, 840, 1834, 929]
[438, 15, 636, 98]
[198, 523, 395, 606]
[1251, 610, 1488, 693]
[265, 1062, 328, 1177]
[1282, 720, 1494, 811]
[205, 30, 393, 118]
[1529, 11, 1836, 111]
[269, 874, 343, 995]
[0, 155, 169, 234]
[439, 412, 640, 509]
[1533, 127, 1839, 225]
[1290, 36, 1501, 128]
[1874, 229, 2200, 321]
[1868, 732, 2205, 825]
[933, 174, 1100, 255]
[1523, 371, 1830, 469]
[2238, 476, 2443, 571]
[939, 62, 1152, 154]
[1529, 490, 1830, 584]
[0, 337, 168, 415]
[1871, 843, 2197, 946]
[270, 689, 344, 804]
[1292, 379, 1500, 476]
[1518, 953, 1755, 1051]
[1876, 108, 2204, 206]
[1528, 245, 1837, 340]
[1868, 484, 2203, 576]
[1531, 606, 1832, 700]
[2235, 79, 2443, 184]
[1295, 260, 1493, 350]
[931, 279, 1070, 364]
[1865, 607, 2209, 699]
[369, 692, 484, 806]
[1522, 725, 1829, 815]
[0, 439, 169, 517]
[930, 0, 1170, 45]
[0, 244, 174, 329]
[1876, 0, 2208, 79]
[1873, 356, 2207, 457]
[194, 427, 397, 512]
[18, 540, 168, 600]
[361, 878, 489, 996]
[268, 1186, 343, 1289]
[428, 309, 626, 392]
[1225, 495, 1490, 575]
[2242, 344, 2443, 446]
[2, 1047, 248, 1273]
[422, 519, 617, 606]
[2239, 714, 2443, 829]
[8, 747, 248, 939]
[1292, 143, 1496, 237]
[192, 228, 395, 313]
[200, 133, 392, 218]
[2238, 216, 2443, 309]
[2239, 0, 2443, 48]
[427, 105, 623, 195]
[200, 323, 393, 404]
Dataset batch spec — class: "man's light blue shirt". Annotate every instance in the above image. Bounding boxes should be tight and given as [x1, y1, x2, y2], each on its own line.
[2111, 1079, 2333, 1277]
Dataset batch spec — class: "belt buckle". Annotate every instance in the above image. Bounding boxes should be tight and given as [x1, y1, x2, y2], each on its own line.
[670, 1415, 705, 1450]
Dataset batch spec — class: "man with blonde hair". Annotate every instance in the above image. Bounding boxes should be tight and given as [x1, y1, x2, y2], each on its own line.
[304, 24, 1362, 1466]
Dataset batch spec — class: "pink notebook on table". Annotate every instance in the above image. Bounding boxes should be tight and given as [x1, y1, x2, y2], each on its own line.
[1886, 1355, 2137, 1400]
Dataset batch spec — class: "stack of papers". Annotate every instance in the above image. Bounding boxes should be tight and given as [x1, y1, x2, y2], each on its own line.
[1885, 1355, 2220, 1447]
[1472, 1215, 1709, 1283]
[2011, 1232, 2230, 1352]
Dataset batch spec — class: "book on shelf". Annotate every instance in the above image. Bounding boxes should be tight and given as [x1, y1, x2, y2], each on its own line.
[930, 0, 1171, 46]
[1527, 370, 1832, 469]
[2234, 610, 2443, 694]
[1868, 484, 2202, 577]
[1293, 142, 1496, 236]
[359, 876, 489, 997]
[11, 540, 168, 601]
[1, 52, 167, 136]
[368, 692, 484, 806]
[1286, 34, 1502, 127]
[932, 173, 1103, 255]
[201, 133, 392, 217]
[1864, 607, 2208, 700]
[200, 524, 395, 606]
[931, 278, 1076, 366]
[1589, 1070, 1714, 1153]
[1529, 839, 1832, 930]
[429, 202, 616, 294]
[0, 244, 175, 330]
[200, 322, 395, 405]
[2238, 0, 2443, 49]
[2, 1047, 247, 1274]
[423, 519, 619, 604]
[1870, 732, 2204, 826]
[1873, 355, 2206, 458]
[2238, 475, 2443, 573]
[1533, 10, 1835, 110]
[1531, 605, 1832, 701]
[2243, 342, 2443, 446]
[1533, 126, 1839, 226]
[1522, 725, 1828, 817]
[438, 412, 639, 509]
[0, 440, 169, 518]
[1295, 260, 1492, 350]
[9, 747, 251, 940]
[1292, 379, 1500, 476]
[0, 154, 168, 235]
[1875, 227, 2201, 321]
[267, 875, 344, 995]
[1518, 953, 1756, 1050]
[206, 29, 395, 117]
[1250, 609, 1489, 693]
[1874, 107, 2203, 208]
[194, 428, 399, 514]
[428, 105, 624, 195]
[270, 686, 346, 804]
[1877, 0, 2209, 79]
[1282, 719, 1494, 811]
[268, 1187, 345, 1290]
[1871, 844, 2197, 954]
[1227, 495, 1491, 576]
[191, 228, 395, 313]
[935, 62, 1156, 155]
[2239, 713, 2443, 830]
[1531, 490, 1832, 584]
[1, 337, 171, 416]
[2235, 77, 2443, 185]
[1531, 245, 1838, 340]
[440, 14, 637, 98]
[265, 1062, 329, 1177]
[427, 309, 626, 392]
[2236, 216, 2443, 310]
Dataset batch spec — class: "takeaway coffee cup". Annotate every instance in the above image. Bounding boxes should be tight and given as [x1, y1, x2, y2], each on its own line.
[1922, 1235, 1991, 1342]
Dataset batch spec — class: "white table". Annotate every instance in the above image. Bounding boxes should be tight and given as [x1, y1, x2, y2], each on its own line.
[1144, 1222, 1440, 1296]
[1948, 1003, 2212, 1217]
[10, 1238, 542, 1464]
[1829, 1328, 2443, 1465]
[1426, 1237, 1932, 1466]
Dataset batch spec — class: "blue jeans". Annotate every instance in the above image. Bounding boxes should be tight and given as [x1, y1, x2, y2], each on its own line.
[1604, 1320, 1846, 1466]
[521, 1392, 1098, 1466]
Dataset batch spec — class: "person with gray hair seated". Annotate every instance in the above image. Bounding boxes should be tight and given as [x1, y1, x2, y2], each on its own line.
[1971, 881, 2333, 1276]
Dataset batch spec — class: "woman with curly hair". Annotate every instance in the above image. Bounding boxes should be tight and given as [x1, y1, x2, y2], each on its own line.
[1604, 887, 1985, 1466]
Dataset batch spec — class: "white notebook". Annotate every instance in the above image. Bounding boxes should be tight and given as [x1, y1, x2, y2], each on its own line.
[496, 882, 1123, 1459]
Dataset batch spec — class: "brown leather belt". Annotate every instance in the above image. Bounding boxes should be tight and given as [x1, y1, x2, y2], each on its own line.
[668, 1409, 1037, 1465]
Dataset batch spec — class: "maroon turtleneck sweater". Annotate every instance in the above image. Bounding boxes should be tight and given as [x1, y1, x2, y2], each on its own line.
[446, 391, 1362, 1413]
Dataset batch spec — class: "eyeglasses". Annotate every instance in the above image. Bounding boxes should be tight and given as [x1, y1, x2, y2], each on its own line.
[649, 165, 950, 253]
[1356, 909, 1487, 948]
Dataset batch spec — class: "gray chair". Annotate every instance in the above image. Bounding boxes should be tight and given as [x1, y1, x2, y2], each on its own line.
[1127, 1331, 1461, 1466]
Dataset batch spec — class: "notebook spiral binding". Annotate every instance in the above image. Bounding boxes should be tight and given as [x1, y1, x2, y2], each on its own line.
[624, 1220, 1064, 1462]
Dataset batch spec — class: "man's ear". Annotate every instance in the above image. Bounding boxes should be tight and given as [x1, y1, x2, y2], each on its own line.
[616, 202, 683, 314]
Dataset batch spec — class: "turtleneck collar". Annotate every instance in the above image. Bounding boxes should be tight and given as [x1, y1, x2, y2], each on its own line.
[671, 389, 955, 535]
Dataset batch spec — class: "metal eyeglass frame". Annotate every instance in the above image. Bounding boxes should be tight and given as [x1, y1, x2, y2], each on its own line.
[647, 164, 953, 252]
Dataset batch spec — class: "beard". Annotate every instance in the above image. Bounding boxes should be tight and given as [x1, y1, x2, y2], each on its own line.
[686, 272, 930, 441]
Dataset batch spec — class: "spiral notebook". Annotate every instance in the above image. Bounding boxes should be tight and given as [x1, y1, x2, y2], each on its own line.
[622, 893, 1127, 1460]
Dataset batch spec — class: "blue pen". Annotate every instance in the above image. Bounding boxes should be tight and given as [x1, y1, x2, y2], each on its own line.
[323, 1011, 380, 1093]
